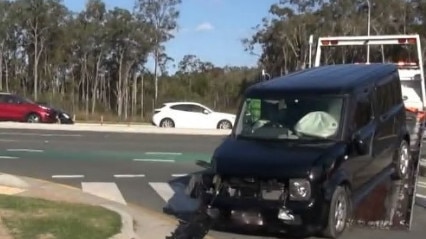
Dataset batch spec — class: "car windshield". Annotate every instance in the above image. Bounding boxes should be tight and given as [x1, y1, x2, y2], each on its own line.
[234, 95, 345, 141]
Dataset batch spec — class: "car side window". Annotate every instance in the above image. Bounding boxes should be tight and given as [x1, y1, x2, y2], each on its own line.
[170, 104, 192, 112]
[0, 95, 18, 104]
[190, 105, 206, 113]
[375, 79, 396, 115]
[353, 90, 373, 130]
[391, 78, 402, 105]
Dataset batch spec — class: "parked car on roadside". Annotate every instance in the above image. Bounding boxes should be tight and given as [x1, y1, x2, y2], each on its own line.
[0, 92, 73, 124]
[152, 102, 236, 129]
[185, 64, 411, 239]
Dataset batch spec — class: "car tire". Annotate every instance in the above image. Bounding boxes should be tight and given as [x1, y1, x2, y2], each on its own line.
[392, 140, 410, 180]
[322, 186, 350, 239]
[217, 120, 232, 130]
[26, 113, 41, 123]
[160, 118, 175, 128]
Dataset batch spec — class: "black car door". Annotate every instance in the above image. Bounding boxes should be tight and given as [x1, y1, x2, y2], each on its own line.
[349, 87, 376, 190]
[371, 79, 397, 175]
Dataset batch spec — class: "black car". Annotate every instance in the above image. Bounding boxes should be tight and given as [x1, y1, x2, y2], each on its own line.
[185, 64, 411, 239]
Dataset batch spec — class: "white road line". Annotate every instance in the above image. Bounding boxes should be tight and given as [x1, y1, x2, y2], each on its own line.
[0, 132, 82, 137]
[171, 174, 188, 177]
[0, 156, 18, 159]
[52, 175, 85, 179]
[7, 148, 44, 153]
[145, 152, 182, 156]
[82, 182, 127, 205]
[0, 139, 17, 142]
[113, 174, 145, 178]
[418, 181, 426, 188]
[133, 158, 175, 163]
[149, 182, 175, 202]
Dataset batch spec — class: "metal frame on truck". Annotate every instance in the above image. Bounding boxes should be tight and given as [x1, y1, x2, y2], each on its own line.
[314, 34, 426, 112]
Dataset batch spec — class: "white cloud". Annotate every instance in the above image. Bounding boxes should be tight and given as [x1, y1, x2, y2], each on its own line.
[195, 22, 214, 31]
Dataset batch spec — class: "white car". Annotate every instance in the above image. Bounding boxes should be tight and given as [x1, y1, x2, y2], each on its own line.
[152, 102, 236, 129]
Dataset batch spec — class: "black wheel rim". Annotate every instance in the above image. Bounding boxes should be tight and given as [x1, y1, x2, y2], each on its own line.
[219, 121, 231, 129]
[28, 115, 39, 123]
[162, 119, 173, 128]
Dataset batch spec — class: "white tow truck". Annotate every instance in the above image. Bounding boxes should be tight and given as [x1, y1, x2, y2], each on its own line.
[312, 34, 425, 230]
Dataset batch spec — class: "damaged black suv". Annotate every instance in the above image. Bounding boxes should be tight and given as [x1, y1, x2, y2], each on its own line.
[187, 64, 411, 238]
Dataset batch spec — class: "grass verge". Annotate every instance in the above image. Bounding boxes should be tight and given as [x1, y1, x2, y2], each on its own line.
[0, 194, 121, 239]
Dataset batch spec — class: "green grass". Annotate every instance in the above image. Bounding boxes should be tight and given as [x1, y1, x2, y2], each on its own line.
[0, 194, 121, 239]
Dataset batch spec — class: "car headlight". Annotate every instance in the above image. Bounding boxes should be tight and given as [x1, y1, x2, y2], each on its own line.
[62, 113, 70, 119]
[289, 179, 311, 201]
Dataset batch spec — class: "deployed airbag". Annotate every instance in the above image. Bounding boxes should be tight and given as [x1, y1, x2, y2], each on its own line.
[294, 111, 338, 138]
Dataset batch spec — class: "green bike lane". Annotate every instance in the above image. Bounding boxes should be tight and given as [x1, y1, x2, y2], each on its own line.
[0, 148, 212, 163]
[4, 148, 426, 203]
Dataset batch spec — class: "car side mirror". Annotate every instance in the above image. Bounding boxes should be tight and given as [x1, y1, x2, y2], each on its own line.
[203, 109, 210, 114]
[353, 134, 369, 155]
[196, 160, 211, 169]
[402, 95, 408, 101]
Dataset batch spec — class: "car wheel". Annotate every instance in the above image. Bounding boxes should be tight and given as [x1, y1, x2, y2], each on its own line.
[392, 140, 410, 180]
[160, 118, 175, 128]
[26, 113, 41, 123]
[217, 120, 232, 130]
[322, 186, 350, 239]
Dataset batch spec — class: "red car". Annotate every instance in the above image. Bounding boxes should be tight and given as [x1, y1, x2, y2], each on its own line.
[0, 92, 58, 123]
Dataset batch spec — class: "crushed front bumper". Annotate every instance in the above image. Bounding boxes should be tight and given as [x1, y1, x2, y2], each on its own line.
[201, 193, 328, 233]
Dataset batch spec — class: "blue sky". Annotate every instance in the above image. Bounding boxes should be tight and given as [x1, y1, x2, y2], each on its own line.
[63, 0, 277, 74]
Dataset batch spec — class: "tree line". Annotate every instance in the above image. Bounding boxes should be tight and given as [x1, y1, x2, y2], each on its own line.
[244, 0, 426, 77]
[0, 0, 425, 122]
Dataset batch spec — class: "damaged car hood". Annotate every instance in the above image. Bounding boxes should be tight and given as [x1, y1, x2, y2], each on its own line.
[211, 136, 345, 179]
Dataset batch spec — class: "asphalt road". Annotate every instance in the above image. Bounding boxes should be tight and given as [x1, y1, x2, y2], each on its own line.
[0, 128, 425, 239]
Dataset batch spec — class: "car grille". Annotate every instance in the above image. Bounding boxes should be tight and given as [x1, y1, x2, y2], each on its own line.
[224, 177, 286, 201]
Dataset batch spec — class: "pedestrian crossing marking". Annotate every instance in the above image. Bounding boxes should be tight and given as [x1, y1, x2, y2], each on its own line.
[81, 182, 127, 205]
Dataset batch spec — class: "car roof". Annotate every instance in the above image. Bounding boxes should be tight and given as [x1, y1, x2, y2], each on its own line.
[245, 64, 398, 98]
[164, 101, 204, 106]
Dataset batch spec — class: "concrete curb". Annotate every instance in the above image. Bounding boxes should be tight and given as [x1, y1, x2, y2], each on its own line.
[0, 122, 231, 136]
[102, 204, 140, 239]
[75, 123, 151, 127]
[0, 173, 29, 189]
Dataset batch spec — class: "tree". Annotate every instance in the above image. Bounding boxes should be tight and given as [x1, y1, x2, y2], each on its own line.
[13, 0, 67, 101]
[0, 0, 12, 91]
[244, 0, 424, 76]
[134, 0, 182, 104]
